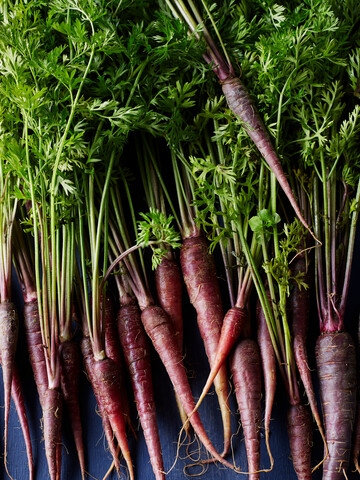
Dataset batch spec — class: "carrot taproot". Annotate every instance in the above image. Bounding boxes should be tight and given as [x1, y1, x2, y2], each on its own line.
[43, 387, 63, 480]
[230, 338, 262, 480]
[92, 357, 134, 480]
[287, 403, 313, 480]
[256, 298, 275, 469]
[80, 335, 120, 472]
[140, 304, 235, 470]
[0, 300, 19, 468]
[59, 340, 85, 479]
[180, 234, 231, 456]
[155, 255, 188, 432]
[352, 318, 360, 472]
[118, 301, 165, 480]
[315, 331, 356, 480]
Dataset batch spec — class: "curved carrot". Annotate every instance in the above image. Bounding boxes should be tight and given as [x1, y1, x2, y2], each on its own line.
[141, 304, 235, 470]
[60, 340, 85, 479]
[230, 338, 262, 480]
[315, 331, 357, 480]
[180, 235, 231, 455]
[287, 403, 313, 480]
[118, 302, 165, 480]
[0, 300, 19, 469]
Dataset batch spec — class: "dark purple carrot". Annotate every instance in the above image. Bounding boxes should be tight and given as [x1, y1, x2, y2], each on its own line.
[230, 338, 262, 479]
[23, 299, 48, 406]
[141, 304, 235, 470]
[289, 255, 327, 457]
[315, 331, 357, 480]
[256, 298, 275, 469]
[287, 403, 313, 480]
[80, 335, 120, 472]
[60, 340, 85, 479]
[155, 255, 188, 431]
[91, 357, 134, 480]
[118, 301, 165, 480]
[43, 387, 63, 480]
[180, 234, 231, 455]
[0, 300, 19, 468]
[352, 317, 360, 472]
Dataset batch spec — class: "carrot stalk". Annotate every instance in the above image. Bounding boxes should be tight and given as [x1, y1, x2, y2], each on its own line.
[118, 301, 165, 480]
[315, 331, 357, 480]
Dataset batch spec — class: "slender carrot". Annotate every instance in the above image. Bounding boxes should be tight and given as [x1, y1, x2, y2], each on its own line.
[118, 301, 165, 480]
[0, 300, 19, 468]
[315, 331, 357, 480]
[43, 388, 63, 480]
[230, 338, 262, 480]
[59, 340, 85, 479]
[287, 403, 313, 480]
[180, 234, 231, 456]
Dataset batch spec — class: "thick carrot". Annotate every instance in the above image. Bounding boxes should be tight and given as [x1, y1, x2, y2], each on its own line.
[221, 77, 312, 237]
[287, 403, 313, 480]
[315, 331, 357, 480]
[60, 340, 85, 479]
[289, 255, 326, 452]
[230, 338, 262, 480]
[23, 299, 48, 406]
[43, 387, 63, 480]
[0, 300, 19, 467]
[180, 235, 231, 455]
[80, 335, 120, 472]
[92, 357, 134, 480]
[141, 304, 235, 470]
[352, 319, 360, 472]
[256, 298, 275, 468]
[155, 256, 188, 431]
[118, 302, 165, 480]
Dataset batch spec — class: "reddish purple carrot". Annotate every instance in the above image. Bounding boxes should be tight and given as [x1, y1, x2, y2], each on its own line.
[315, 331, 357, 480]
[43, 387, 63, 480]
[60, 340, 85, 479]
[80, 335, 120, 472]
[118, 301, 165, 480]
[141, 304, 235, 470]
[180, 234, 231, 455]
[352, 319, 360, 472]
[287, 403, 313, 480]
[230, 338, 262, 479]
[256, 298, 276, 469]
[0, 300, 19, 468]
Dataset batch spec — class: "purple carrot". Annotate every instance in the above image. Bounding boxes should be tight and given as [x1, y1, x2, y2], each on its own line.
[352, 317, 360, 472]
[315, 331, 357, 480]
[118, 301, 165, 480]
[230, 338, 262, 479]
[43, 388, 63, 480]
[287, 403, 313, 480]
[60, 340, 85, 479]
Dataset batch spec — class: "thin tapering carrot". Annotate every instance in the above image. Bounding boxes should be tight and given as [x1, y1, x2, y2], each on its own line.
[180, 235, 231, 456]
[59, 340, 85, 479]
[287, 403, 313, 480]
[315, 331, 357, 480]
[141, 304, 235, 470]
[256, 298, 275, 469]
[0, 300, 19, 469]
[43, 387, 63, 480]
[230, 338, 262, 480]
[118, 302, 165, 480]
[80, 335, 120, 472]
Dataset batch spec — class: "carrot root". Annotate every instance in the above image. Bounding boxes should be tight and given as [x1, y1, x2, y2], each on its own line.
[287, 403, 313, 480]
[43, 388, 63, 480]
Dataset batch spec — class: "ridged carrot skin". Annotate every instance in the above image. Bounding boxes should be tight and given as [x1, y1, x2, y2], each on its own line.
[43, 388, 63, 480]
[0, 300, 19, 464]
[80, 335, 120, 471]
[180, 235, 231, 455]
[118, 303, 165, 480]
[230, 338, 262, 480]
[60, 340, 85, 479]
[287, 403, 313, 480]
[23, 299, 48, 406]
[315, 331, 357, 480]
[141, 304, 235, 470]
[221, 76, 310, 234]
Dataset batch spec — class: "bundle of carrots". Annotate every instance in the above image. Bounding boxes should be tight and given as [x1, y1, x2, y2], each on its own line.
[0, 0, 359, 479]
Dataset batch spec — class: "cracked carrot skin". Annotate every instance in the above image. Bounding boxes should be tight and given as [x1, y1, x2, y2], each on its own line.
[315, 331, 357, 480]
